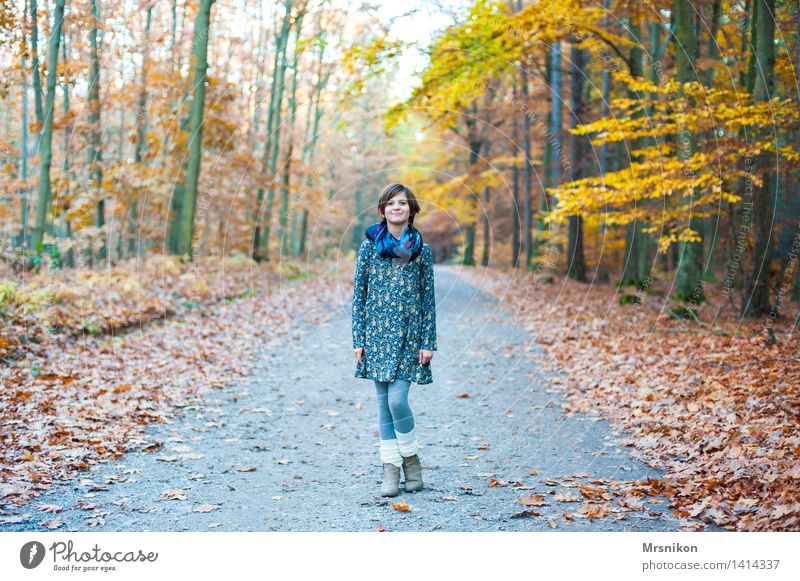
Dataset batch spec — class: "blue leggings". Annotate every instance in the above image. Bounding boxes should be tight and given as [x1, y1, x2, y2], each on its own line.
[374, 379, 415, 440]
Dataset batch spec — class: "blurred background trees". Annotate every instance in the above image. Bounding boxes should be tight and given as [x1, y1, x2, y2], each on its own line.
[0, 0, 797, 319]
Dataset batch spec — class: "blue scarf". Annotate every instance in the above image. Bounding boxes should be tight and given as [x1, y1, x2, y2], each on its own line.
[365, 219, 423, 264]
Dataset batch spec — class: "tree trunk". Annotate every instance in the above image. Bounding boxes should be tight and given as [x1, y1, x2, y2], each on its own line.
[790, 0, 800, 304]
[57, 27, 74, 267]
[703, 0, 722, 277]
[517, 0, 532, 270]
[510, 80, 521, 268]
[17, 0, 31, 249]
[462, 109, 482, 266]
[597, 0, 611, 282]
[743, 0, 777, 317]
[673, 0, 705, 304]
[620, 15, 651, 288]
[135, 1, 152, 165]
[535, 39, 562, 271]
[30, 0, 44, 134]
[29, 0, 66, 255]
[173, 0, 216, 260]
[297, 12, 327, 257]
[549, 40, 563, 199]
[745, 0, 758, 93]
[254, 0, 293, 262]
[131, 1, 153, 259]
[261, 4, 293, 261]
[566, 40, 586, 282]
[88, 0, 104, 260]
[532, 44, 554, 266]
[481, 139, 491, 267]
[279, 11, 304, 257]
[251, 0, 267, 148]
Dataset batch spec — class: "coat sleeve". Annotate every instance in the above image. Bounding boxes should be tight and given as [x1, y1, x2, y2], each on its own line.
[419, 245, 438, 351]
[352, 240, 369, 349]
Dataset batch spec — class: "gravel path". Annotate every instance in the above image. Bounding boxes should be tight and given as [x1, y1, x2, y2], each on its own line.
[2, 264, 704, 532]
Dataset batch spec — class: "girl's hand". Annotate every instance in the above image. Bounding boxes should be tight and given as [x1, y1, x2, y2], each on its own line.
[419, 349, 433, 365]
[354, 347, 365, 364]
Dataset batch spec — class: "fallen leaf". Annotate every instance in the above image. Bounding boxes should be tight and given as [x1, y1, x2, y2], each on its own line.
[180, 453, 205, 460]
[0, 514, 32, 524]
[511, 510, 541, 518]
[771, 503, 800, 519]
[518, 495, 547, 507]
[193, 504, 222, 513]
[162, 489, 187, 501]
[36, 503, 64, 513]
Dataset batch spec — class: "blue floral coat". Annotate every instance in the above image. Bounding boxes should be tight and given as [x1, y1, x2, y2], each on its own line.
[352, 238, 437, 385]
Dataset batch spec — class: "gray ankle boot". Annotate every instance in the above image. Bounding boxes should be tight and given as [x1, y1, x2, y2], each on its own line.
[402, 454, 423, 492]
[381, 463, 401, 497]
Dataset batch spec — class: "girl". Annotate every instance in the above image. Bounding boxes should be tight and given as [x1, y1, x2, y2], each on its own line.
[352, 183, 437, 497]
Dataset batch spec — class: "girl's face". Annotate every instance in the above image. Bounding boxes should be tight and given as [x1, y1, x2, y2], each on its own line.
[381, 193, 410, 227]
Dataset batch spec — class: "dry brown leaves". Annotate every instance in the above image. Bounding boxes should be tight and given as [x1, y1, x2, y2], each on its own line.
[460, 267, 800, 531]
[0, 255, 348, 511]
[0, 253, 308, 361]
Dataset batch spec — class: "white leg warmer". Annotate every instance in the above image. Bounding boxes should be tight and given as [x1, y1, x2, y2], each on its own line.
[379, 439, 403, 467]
[395, 426, 419, 457]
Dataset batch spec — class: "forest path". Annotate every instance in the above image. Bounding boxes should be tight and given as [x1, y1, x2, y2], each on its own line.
[2, 263, 697, 532]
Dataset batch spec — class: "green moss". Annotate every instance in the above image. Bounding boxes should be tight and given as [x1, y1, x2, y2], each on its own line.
[619, 294, 641, 305]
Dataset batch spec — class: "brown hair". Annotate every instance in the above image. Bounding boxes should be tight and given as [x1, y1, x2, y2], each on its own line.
[377, 183, 421, 225]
